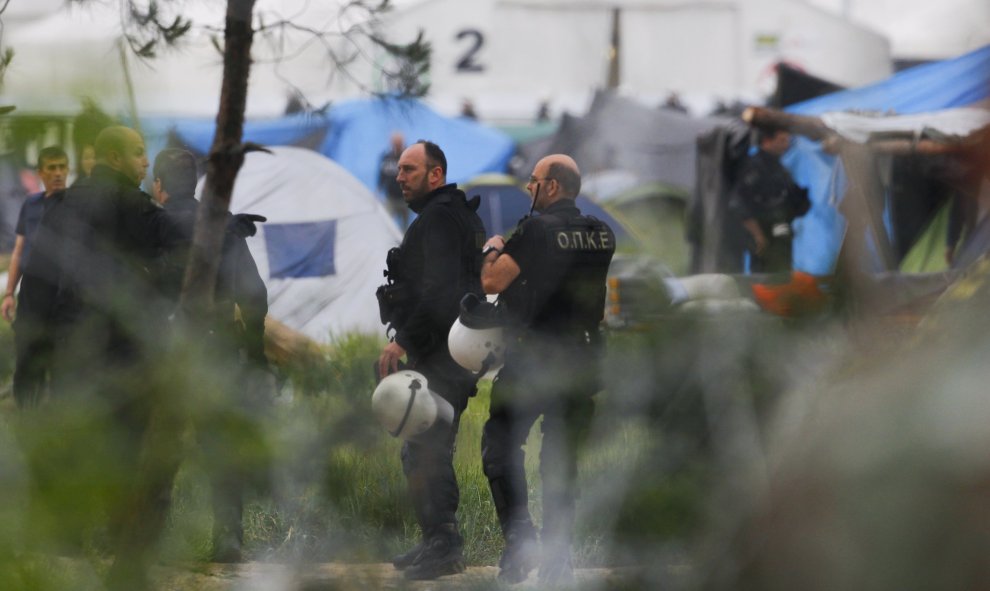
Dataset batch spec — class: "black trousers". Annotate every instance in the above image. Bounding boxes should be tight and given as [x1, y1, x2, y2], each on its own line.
[481, 345, 597, 547]
[400, 355, 476, 535]
[12, 275, 58, 408]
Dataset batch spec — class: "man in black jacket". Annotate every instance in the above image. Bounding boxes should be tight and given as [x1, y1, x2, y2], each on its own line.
[150, 148, 269, 563]
[729, 127, 810, 274]
[479, 154, 615, 585]
[377, 140, 485, 580]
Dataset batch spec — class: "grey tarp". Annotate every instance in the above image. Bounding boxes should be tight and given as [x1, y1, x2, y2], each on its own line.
[520, 90, 727, 192]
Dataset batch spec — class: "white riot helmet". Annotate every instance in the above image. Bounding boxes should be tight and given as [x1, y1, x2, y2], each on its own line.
[372, 370, 454, 440]
[448, 293, 506, 374]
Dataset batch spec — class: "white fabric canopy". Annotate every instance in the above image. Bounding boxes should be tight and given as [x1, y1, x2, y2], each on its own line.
[821, 107, 990, 143]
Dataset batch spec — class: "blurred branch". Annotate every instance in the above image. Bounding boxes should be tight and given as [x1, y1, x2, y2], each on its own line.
[741, 106, 830, 141]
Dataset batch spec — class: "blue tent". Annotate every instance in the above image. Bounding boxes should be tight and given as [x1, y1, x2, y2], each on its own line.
[146, 96, 516, 195]
[463, 175, 631, 243]
[783, 45, 990, 275]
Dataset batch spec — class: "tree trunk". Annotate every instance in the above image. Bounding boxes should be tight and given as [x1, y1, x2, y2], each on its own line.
[180, 0, 256, 316]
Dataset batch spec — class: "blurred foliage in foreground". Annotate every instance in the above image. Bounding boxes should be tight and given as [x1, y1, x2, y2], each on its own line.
[0, 284, 853, 591]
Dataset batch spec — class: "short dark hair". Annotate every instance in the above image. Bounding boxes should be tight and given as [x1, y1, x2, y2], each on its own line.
[547, 162, 581, 198]
[153, 149, 198, 198]
[756, 124, 788, 145]
[416, 140, 447, 176]
[37, 146, 68, 169]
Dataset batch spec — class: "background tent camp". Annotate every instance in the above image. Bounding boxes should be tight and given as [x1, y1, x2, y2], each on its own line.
[1, 0, 405, 118]
[159, 96, 516, 194]
[380, 0, 891, 120]
[222, 146, 401, 342]
[518, 91, 727, 194]
[462, 173, 630, 243]
[786, 44, 990, 276]
[689, 44, 990, 277]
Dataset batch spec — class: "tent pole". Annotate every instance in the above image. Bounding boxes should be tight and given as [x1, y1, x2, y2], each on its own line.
[607, 8, 620, 89]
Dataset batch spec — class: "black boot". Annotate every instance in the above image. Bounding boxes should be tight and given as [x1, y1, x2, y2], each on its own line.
[497, 520, 538, 584]
[403, 523, 465, 580]
[391, 539, 427, 570]
[538, 543, 574, 586]
[211, 493, 244, 563]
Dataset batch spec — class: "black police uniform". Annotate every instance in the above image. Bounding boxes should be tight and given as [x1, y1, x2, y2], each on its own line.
[481, 199, 615, 583]
[49, 164, 173, 376]
[378, 183, 484, 578]
[156, 192, 269, 561]
[729, 149, 810, 273]
[20, 165, 173, 577]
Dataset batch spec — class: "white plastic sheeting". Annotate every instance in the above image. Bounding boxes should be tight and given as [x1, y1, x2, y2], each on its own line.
[225, 146, 401, 342]
[820, 107, 990, 143]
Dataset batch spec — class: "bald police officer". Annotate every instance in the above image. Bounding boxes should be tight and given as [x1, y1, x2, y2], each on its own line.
[480, 154, 615, 584]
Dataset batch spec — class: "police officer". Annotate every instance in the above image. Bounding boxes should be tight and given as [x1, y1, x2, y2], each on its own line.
[150, 148, 269, 563]
[729, 126, 810, 274]
[376, 140, 485, 580]
[479, 154, 615, 585]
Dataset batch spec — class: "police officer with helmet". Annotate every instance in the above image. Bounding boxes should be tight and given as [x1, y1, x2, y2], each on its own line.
[479, 154, 615, 584]
[376, 140, 485, 580]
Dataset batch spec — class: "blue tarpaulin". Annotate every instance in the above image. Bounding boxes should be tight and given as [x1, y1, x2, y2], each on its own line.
[149, 96, 516, 196]
[784, 45, 990, 275]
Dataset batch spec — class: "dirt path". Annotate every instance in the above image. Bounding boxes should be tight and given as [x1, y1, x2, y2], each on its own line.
[152, 562, 623, 590]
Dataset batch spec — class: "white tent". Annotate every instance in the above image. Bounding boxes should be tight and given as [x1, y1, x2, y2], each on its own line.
[225, 146, 401, 342]
[2, 0, 386, 117]
[806, 0, 990, 60]
[381, 0, 892, 119]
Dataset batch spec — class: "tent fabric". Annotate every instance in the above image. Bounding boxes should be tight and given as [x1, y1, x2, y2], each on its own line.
[790, 44, 990, 117]
[462, 174, 630, 243]
[162, 96, 516, 195]
[601, 182, 692, 274]
[224, 146, 401, 341]
[783, 44, 990, 276]
[530, 91, 727, 194]
[770, 62, 844, 109]
[820, 108, 990, 143]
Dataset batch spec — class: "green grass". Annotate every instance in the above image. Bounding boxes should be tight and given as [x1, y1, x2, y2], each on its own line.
[0, 325, 707, 588]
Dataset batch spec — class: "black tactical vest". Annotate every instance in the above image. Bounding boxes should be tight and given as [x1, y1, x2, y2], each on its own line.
[502, 204, 615, 337]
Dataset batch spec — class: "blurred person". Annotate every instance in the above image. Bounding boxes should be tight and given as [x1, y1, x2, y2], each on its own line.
[479, 154, 616, 584]
[378, 131, 408, 229]
[33, 126, 173, 589]
[376, 140, 485, 580]
[72, 143, 96, 186]
[149, 148, 270, 563]
[460, 99, 478, 120]
[1, 146, 68, 408]
[728, 125, 810, 274]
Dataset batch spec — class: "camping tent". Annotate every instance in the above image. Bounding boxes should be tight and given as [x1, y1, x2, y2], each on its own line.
[2, 0, 392, 117]
[599, 182, 692, 275]
[380, 0, 890, 120]
[160, 96, 516, 193]
[462, 174, 631, 245]
[224, 146, 401, 341]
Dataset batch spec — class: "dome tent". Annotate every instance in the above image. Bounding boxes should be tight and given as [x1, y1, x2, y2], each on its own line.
[222, 146, 401, 342]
